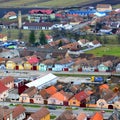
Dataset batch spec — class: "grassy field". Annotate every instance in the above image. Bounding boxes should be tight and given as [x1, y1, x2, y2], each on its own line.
[1, 28, 51, 42]
[113, 4, 120, 9]
[0, 0, 119, 8]
[85, 45, 120, 57]
[0, 0, 90, 7]
[28, 0, 90, 7]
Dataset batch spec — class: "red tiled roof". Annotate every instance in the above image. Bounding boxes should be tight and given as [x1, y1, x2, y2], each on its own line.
[27, 55, 39, 64]
[12, 105, 26, 119]
[0, 76, 14, 85]
[29, 9, 53, 14]
[74, 91, 88, 101]
[0, 81, 8, 93]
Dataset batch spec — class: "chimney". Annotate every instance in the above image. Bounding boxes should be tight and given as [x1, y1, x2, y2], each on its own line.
[18, 10, 22, 29]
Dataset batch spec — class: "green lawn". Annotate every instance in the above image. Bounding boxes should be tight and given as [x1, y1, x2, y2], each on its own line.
[10, 103, 41, 108]
[85, 45, 120, 57]
[1, 28, 51, 42]
[50, 115, 56, 119]
[83, 108, 113, 112]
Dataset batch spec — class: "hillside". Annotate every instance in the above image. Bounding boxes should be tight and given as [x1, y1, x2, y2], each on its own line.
[0, 0, 119, 8]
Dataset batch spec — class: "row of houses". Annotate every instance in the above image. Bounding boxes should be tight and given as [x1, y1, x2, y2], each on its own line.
[0, 74, 120, 110]
[0, 104, 111, 120]
[1, 52, 120, 72]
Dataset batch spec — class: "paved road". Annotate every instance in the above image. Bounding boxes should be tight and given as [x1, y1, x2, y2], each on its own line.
[0, 69, 112, 78]
[0, 101, 113, 119]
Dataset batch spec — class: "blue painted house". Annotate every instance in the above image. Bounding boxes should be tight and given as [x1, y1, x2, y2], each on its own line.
[98, 61, 113, 72]
[67, 9, 96, 16]
[52, 58, 74, 71]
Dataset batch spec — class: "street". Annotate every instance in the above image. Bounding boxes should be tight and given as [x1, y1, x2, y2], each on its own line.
[0, 101, 114, 119]
[0, 69, 111, 78]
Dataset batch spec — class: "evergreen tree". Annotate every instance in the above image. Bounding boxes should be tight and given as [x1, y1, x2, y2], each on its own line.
[29, 30, 36, 45]
[39, 30, 47, 45]
[103, 35, 107, 44]
[117, 34, 120, 44]
[58, 40, 63, 47]
[18, 29, 23, 40]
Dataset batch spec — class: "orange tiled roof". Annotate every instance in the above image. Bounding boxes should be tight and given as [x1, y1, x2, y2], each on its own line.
[85, 90, 93, 96]
[51, 90, 72, 101]
[99, 84, 109, 90]
[77, 113, 87, 120]
[46, 86, 57, 95]
[0, 57, 6, 63]
[90, 112, 103, 120]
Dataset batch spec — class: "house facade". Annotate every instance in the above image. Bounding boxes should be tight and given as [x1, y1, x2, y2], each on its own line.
[116, 63, 120, 72]
[19, 86, 37, 103]
[27, 107, 50, 120]
[48, 90, 72, 105]
[0, 34, 7, 42]
[98, 64, 109, 72]
[23, 22, 53, 30]
[33, 94, 44, 104]
[69, 91, 89, 107]
[96, 4, 112, 12]
[52, 58, 74, 72]
[39, 63, 47, 71]
[6, 61, 16, 70]
[12, 105, 26, 120]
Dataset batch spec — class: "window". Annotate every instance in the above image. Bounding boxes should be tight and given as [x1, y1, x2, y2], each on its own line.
[22, 97, 26, 100]
[73, 102, 76, 104]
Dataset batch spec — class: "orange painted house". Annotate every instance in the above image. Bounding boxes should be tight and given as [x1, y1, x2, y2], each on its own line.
[48, 90, 72, 105]
[69, 91, 89, 107]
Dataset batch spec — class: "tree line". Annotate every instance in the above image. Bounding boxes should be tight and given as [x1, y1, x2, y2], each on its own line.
[29, 30, 47, 46]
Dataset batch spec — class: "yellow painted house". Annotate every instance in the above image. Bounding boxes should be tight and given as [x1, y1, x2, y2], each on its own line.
[23, 61, 32, 70]
[16, 63, 24, 70]
[6, 61, 16, 69]
[0, 34, 7, 42]
[27, 107, 50, 120]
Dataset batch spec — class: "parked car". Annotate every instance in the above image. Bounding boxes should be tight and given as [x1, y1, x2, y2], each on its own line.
[48, 105, 56, 110]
